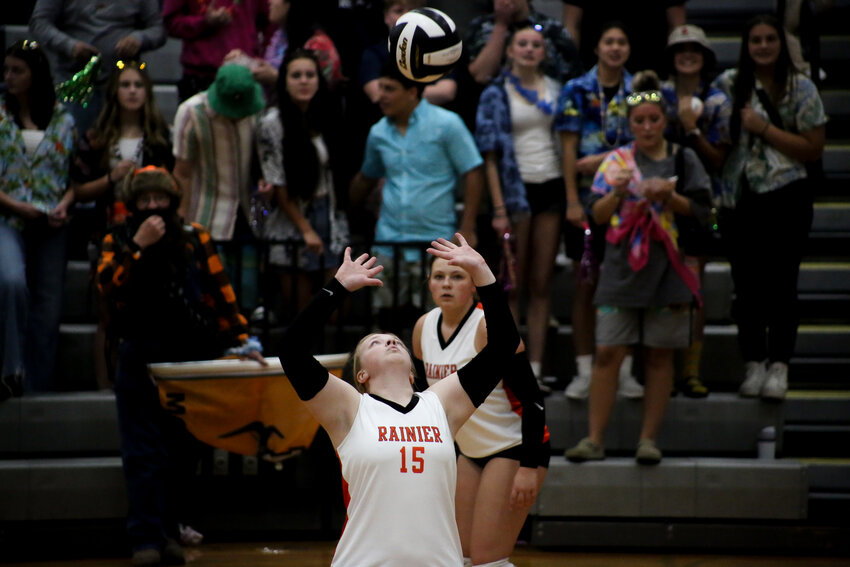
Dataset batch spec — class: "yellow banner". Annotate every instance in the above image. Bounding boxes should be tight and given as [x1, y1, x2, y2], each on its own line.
[150, 354, 348, 459]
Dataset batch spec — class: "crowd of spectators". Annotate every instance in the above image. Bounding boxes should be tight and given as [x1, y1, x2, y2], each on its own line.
[0, 1, 831, 565]
[1, 0, 828, 463]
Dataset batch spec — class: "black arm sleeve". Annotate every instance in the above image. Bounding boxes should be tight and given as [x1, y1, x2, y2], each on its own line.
[412, 356, 429, 392]
[502, 352, 546, 469]
[456, 281, 521, 407]
[278, 278, 349, 401]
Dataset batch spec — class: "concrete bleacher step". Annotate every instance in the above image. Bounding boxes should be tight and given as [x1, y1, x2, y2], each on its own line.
[544, 393, 782, 456]
[551, 261, 850, 324]
[541, 323, 850, 390]
[0, 456, 126, 522]
[62, 260, 96, 324]
[0, 391, 119, 454]
[153, 84, 180, 125]
[782, 391, 850, 458]
[144, 38, 183, 85]
[805, 457, 850, 522]
[535, 456, 807, 520]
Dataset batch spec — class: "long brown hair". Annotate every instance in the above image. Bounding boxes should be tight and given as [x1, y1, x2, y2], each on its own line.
[3, 40, 55, 129]
[90, 62, 170, 170]
[730, 14, 796, 143]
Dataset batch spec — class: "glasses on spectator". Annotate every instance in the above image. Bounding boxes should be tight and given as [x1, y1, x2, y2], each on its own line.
[21, 39, 40, 50]
[116, 60, 146, 71]
[626, 91, 662, 106]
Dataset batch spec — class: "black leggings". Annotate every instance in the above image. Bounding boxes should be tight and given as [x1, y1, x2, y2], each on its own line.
[722, 179, 813, 364]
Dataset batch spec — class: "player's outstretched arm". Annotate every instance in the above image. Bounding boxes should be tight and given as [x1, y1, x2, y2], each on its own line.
[279, 248, 384, 446]
[427, 234, 520, 433]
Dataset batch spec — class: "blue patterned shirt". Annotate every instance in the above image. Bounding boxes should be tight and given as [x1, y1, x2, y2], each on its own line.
[555, 66, 634, 161]
[475, 74, 561, 216]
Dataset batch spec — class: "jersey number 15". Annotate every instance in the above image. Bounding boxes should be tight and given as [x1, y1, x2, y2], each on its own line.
[399, 446, 424, 473]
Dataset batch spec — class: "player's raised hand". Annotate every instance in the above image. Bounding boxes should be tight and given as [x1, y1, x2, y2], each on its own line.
[427, 233, 494, 287]
[334, 247, 383, 292]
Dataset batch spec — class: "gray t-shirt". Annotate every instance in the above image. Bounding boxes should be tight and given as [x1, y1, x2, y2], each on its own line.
[592, 146, 711, 308]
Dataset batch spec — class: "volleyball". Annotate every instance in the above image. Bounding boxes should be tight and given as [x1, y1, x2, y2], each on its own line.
[388, 7, 462, 83]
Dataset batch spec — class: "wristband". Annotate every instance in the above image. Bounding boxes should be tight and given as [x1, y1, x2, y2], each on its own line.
[760, 122, 770, 136]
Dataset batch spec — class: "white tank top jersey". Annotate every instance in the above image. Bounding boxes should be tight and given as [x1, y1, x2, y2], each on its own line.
[420, 306, 523, 458]
[333, 390, 463, 567]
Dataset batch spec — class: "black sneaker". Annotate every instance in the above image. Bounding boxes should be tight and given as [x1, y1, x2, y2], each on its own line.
[680, 376, 709, 398]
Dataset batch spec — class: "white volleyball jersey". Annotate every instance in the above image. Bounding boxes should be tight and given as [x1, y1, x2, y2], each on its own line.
[333, 391, 462, 567]
[420, 306, 523, 458]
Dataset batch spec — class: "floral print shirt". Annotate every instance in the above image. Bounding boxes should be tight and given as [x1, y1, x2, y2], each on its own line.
[0, 99, 76, 230]
[555, 65, 634, 164]
[712, 69, 827, 207]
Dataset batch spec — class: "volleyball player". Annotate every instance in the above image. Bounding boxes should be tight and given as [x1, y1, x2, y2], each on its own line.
[278, 234, 520, 567]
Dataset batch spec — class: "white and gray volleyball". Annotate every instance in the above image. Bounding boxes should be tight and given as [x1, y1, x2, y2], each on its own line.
[388, 8, 462, 83]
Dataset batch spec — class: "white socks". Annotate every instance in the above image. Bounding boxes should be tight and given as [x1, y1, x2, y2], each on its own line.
[576, 353, 592, 378]
[619, 354, 634, 378]
[474, 559, 514, 567]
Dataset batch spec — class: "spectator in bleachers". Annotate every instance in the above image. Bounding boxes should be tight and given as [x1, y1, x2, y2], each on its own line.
[555, 21, 641, 401]
[350, 61, 484, 332]
[74, 61, 175, 235]
[162, 0, 269, 102]
[0, 39, 76, 397]
[562, 0, 685, 75]
[713, 14, 826, 401]
[172, 63, 263, 242]
[350, 0, 460, 250]
[29, 0, 166, 132]
[171, 63, 266, 311]
[256, 49, 350, 314]
[564, 70, 711, 465]
[660, 24, 731, 398]
[474, 22, 564, 388]
[467, 0, 582, 86]
[223, 0, 347, 103]
[71, 60, 174, 390]
[222, 0, 290, 105]
[97, 166, 263, 567]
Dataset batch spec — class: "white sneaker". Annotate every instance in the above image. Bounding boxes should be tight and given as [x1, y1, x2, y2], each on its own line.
[739, 360, 767, 397]
[564, 374, 591, 400]
[617, 374, 644, 399]
[761, 362, 788, 401]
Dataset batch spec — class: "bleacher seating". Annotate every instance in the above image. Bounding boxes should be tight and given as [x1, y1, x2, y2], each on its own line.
[2, 0, 850, 556]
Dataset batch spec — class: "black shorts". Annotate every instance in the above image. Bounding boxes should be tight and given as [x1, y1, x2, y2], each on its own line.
[523, 177, 566, 218]
[460, 441, 552, 469]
